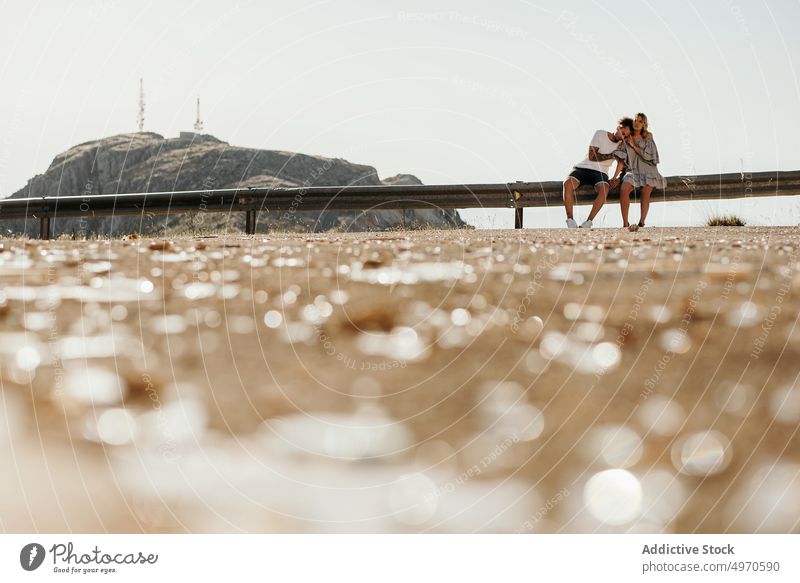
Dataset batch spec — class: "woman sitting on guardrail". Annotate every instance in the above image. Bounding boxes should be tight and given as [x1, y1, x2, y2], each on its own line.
[619, 112, 666, 230]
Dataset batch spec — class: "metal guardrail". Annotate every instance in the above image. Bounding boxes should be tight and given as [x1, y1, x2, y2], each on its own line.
[0, 169, 797, 239]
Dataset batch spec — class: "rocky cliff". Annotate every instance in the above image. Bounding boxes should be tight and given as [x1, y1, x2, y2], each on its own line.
[4, 132, 468, 236]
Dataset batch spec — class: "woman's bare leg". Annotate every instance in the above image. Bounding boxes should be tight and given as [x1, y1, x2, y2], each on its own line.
[639, 186, 653, 226]
[619, 182, 633, 227]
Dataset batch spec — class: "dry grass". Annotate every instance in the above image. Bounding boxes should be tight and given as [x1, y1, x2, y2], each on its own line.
[707, 214, 746, 226]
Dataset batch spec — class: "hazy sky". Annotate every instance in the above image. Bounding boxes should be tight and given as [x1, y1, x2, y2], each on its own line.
[1, 0, 798, 226]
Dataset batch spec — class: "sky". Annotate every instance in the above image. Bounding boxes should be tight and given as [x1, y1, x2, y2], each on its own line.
[0, 0, 798, 228]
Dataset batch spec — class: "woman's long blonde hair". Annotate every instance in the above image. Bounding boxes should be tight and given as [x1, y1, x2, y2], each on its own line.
[636, 112, 651, 138]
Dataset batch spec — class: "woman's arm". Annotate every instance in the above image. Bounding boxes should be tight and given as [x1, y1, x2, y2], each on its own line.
[609, 161, 625, 189]
[638, 136, 659, 163]
[611, 159, 625, 180]
[609, 149, 626, 187]
[624, 135, 659, 164]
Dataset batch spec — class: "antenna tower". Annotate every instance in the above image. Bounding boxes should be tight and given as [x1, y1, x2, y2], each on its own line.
[137, 78, 145, 132]
[193, 97, 204, 132]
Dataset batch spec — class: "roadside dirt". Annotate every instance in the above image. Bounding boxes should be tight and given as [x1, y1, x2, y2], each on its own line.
[1, 226, 798, 533]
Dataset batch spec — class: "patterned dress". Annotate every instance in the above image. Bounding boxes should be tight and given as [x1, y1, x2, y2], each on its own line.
[622, 134, 667, 189]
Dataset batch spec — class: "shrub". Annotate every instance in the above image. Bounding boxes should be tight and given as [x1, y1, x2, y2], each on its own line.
[706, 215, 745, 226]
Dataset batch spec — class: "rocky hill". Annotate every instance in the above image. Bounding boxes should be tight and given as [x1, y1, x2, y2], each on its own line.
[3, 132, 468, 236]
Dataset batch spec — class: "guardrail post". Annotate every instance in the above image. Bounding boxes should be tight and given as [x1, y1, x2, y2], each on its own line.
[510, 185, 524, 229]
[39, 215, 51, 240]
[245, 210, 257, 234]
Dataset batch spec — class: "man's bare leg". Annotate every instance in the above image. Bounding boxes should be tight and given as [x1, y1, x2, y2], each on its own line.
[638, 186, 653, 226]
[563, 177, 579, 220]
[619, 182, 634, 227]
[587, 183, 610, 221]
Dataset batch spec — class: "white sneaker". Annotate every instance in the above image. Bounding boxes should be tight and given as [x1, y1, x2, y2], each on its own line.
[566, 218, 578, 228]
[580, 219, 593, 229]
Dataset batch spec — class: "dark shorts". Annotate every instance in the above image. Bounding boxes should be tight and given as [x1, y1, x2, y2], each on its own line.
[568, 167, 609, 188]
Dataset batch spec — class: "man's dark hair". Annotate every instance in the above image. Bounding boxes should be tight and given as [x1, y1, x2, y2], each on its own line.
[618, 116, 634, 131]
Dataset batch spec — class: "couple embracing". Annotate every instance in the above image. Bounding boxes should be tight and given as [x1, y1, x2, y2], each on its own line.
[562, 113, 666, 230]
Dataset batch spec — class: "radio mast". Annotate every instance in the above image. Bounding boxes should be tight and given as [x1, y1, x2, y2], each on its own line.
[193, 97, 204, 132]
[136, 78, 145, 132]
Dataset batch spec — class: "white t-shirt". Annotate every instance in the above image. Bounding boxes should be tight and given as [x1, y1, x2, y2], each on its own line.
[574, 130, 623, 174]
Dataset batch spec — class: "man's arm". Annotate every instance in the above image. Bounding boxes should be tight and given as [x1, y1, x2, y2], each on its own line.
[588, 146, 617, 162]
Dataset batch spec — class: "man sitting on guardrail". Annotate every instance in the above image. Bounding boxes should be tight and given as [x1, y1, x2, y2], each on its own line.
[563, 117, 632, 228]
